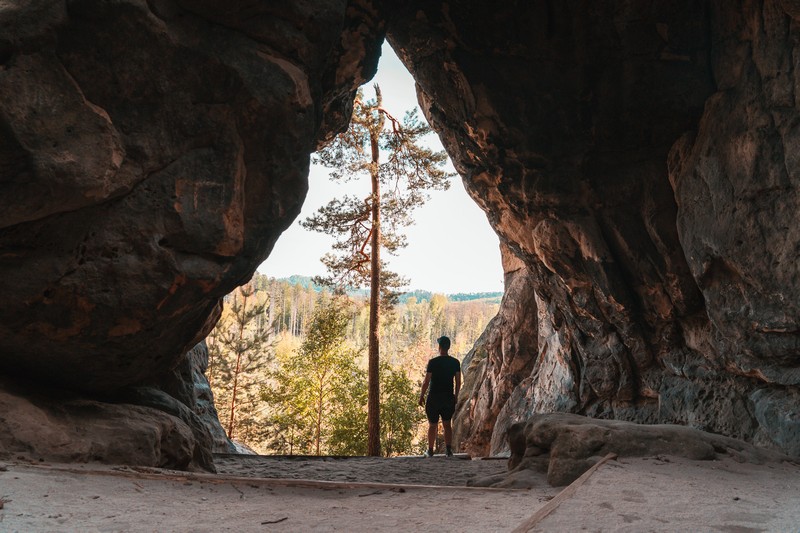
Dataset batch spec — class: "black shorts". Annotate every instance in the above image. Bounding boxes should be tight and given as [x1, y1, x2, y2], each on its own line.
[425, 393, 456, 423]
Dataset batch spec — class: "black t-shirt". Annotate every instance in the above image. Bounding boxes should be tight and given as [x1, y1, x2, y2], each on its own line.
[426, 355, 461, 395]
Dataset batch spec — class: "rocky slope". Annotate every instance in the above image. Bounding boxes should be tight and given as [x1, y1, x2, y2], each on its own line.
[385, 0, 800, 457]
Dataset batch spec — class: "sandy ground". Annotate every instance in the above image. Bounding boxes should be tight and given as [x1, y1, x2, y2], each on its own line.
[0, 454, 798, 532]
[530, 455, 800, 533]
[212, 453, 512, 486]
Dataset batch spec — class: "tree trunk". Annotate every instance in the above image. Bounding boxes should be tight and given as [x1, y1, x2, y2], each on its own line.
[279, 287, 285, 334]
[315, 398, 322, 456]
[367, 127, 382, 456]
[227, 289, 248, 439]
[291, 298, 297, 336]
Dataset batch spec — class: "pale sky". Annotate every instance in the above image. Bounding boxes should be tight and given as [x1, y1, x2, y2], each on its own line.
[258, 43, 503, 294]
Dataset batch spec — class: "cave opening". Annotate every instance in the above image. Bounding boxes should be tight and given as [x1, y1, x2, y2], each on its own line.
[206, 41, 505, 457]
[3, 2, 800, 527]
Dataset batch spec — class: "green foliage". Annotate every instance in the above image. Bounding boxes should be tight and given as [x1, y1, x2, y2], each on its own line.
[379, 363, 423, 456]
[447, 292, 503, 303]
[262, 296, 362, 455]
[278, 275, 327, 292]
[272, 276, 501, 304]
[327, 369, 369, 456]
[262, 295, 422, 457]
[327, 361, 424, 457]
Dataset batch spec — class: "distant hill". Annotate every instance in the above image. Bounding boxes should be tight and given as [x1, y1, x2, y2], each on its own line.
[446, 292, 503, 303]
[397, 290, 502, 304]
[280, 275, 326, 291]
[275, 276, 502, 303]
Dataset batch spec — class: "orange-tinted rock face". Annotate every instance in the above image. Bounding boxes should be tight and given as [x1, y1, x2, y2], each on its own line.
[385, 0, 800, 457]
[0, 0, 382, 392]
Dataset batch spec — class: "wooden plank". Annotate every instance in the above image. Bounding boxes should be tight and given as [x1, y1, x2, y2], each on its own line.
[511, 453, 618, 533]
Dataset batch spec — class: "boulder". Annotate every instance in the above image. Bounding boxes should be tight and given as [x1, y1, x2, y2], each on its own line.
[0, 376, 204, 470]
[157, 342, 235, 454]
[470, 413, 792, 488]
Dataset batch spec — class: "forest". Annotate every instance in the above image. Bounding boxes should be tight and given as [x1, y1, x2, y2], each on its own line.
[206, 273, 501, 456]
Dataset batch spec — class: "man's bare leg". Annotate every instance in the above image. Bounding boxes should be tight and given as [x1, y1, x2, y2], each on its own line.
[427, 422, 438, 453]
[443, 420, 453, 448]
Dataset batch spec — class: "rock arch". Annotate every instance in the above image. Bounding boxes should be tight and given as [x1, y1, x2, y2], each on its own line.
[1, 0, 798, 466]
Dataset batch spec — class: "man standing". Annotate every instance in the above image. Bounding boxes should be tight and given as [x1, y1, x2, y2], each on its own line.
[418, 336, 461, 457]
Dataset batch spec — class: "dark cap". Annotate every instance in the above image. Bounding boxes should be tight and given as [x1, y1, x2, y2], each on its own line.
[437, 336, 451, 350]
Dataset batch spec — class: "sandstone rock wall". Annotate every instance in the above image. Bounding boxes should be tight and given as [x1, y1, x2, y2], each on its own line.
[0, 0, 383, 392]
[0, 0, 383, 467]
[453, 245, 539, 455]
[0, 341, 234, 469]
[385, 0, 800, 457]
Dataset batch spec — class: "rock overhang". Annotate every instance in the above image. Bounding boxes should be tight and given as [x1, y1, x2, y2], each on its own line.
[1, 0, 799, 466]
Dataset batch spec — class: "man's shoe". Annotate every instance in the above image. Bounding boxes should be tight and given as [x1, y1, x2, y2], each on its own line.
[423, 449, 434, 458]
[445, 449, 454, 457]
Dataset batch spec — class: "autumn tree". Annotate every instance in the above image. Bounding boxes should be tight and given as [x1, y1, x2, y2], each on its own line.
[303, 84, 452, 455]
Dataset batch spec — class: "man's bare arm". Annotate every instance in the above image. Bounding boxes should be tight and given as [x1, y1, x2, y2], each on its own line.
[419, 373, 431, 407]
[454, 371, 461, 398]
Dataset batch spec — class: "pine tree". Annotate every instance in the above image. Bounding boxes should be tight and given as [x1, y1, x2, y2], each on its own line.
[207, 283, 273, 442]
[303, 84, 452, 455]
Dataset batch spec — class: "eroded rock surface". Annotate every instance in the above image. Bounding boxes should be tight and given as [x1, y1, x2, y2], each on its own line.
[454, 246, 539, 456]
[469, 413, 792, 488]
[0, 0, 382, 467]
[0, 376, 208, 470]
[385, 0, 800, 457]
[0, 342, 231, 470]
[157, 341, 235, 454]
[0, 0, 382, 392]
